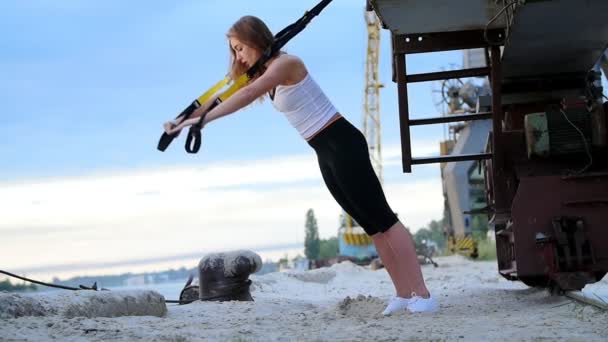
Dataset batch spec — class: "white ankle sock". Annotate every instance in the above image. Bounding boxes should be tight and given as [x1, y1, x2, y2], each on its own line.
[407, 294, 438, 313]
[382, 296, 411, 316]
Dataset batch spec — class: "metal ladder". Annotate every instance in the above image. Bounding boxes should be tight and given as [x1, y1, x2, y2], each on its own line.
[390, 28, 508, 216]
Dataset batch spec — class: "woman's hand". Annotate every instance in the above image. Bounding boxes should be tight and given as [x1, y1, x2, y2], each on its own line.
[163, 119, 182, 136]
[164, 117, 200, 135]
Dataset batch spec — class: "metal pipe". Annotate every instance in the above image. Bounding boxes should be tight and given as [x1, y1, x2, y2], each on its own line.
[410, 112, 492, 126]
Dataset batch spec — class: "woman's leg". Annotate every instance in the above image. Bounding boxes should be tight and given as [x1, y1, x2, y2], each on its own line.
[327, 129, 398, 234]
[378, 222, 438, 314]
[314, 135, 403, 296]
[318, 155, 407, 298]
[316, 156, 374, 230]
[311, 118, 436, 313]
[370, 232, 400, 295]
[382, 221, 430, 298]
[324, 122, 433, 310]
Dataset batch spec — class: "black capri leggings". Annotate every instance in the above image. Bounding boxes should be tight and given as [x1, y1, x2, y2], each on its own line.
[308, 117, 399, 235]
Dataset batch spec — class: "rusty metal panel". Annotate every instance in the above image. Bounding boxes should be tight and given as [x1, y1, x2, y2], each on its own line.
[502, 0, 608, 79]
[510, 175, 608, 289]
[371, 0, 506, 34]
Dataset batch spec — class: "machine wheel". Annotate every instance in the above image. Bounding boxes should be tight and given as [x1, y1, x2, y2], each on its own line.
[519, 275, 552, 288]
[520, 276, 567, 294]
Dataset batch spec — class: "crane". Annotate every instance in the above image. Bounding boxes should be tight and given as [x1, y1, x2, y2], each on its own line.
[337, 7, 384, 260]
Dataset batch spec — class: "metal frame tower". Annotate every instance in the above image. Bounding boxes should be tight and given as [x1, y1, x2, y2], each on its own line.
[363, 10, 384, 184]
[339, 9, 384, 255]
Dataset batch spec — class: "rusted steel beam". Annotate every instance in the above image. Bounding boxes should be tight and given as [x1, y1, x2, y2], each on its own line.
[412, 153, 492, 165]
[393, 29, 505, 54]
[490, 45, 508, 219]
[393, 33, 412, 173]
[407, 67, 490, 83]
[410, 112, 492, 126]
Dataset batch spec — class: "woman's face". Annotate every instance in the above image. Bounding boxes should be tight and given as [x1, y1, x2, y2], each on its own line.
[229, 36, 261, 68]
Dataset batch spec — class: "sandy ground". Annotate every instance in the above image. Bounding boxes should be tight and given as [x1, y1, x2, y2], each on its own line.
[1, 255, 607, 341]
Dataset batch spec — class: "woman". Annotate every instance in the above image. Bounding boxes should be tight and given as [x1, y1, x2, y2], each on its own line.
[164, 15, 438, 315]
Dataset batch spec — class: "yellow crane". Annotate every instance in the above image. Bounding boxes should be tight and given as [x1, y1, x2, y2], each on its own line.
[363, 10, 384, 184]
[339, 8, 384, 256]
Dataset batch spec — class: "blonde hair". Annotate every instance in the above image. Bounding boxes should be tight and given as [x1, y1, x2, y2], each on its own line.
[227, 16, 275, 81]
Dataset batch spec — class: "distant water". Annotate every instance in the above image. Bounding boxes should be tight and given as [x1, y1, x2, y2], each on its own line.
[12, 245, 304, 282]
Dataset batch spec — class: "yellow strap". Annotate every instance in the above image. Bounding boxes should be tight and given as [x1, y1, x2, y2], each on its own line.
[196, 77, 230, 105]
[219, 74, 251, 101]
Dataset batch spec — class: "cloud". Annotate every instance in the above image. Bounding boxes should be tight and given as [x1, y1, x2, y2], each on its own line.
[0, 142, 443, 275]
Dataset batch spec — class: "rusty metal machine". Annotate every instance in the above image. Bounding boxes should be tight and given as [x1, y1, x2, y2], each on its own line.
[370, 0, 608, 291]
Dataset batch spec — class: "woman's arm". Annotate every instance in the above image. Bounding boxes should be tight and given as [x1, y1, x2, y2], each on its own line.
[190, 93, 221, 120]
[167, 55, 296, 133]
[163, 93, 220, 134]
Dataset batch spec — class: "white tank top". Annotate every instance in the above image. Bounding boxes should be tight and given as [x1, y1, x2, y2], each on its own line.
[271, 73, 338, 139]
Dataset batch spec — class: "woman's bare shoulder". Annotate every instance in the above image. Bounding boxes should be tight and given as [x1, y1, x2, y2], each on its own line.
[275, 54, 307, 84]
[275, 53, 305, 68]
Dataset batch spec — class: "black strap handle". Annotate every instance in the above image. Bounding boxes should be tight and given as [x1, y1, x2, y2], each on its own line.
[185, 123, 203, 153]
[183, 97, 223, 153]
[157, 101, 199, 151]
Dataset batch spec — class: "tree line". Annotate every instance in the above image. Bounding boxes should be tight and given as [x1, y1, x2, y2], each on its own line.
[304, 208, 449, 261]
[0, 279, 37, 292]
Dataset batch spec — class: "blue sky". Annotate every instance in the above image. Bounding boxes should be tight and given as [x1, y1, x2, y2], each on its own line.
[0, 1, 464, 279]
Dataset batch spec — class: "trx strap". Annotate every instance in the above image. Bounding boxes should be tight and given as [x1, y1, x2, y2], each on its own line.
[0, 269, 194, 305]
[157, 0, 333, 153]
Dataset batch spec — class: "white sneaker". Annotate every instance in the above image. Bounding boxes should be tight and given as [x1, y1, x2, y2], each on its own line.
[382, 296, 411, 316]
[407, 294, 438, 313]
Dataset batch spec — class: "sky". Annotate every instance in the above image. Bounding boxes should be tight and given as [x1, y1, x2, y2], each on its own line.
[0, 0, 466, 280]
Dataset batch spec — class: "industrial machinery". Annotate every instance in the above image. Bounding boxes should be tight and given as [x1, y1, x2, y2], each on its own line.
[370, 0, 608, 291]
[337, 6, 384, 261]
[434, 57, 492, 258]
